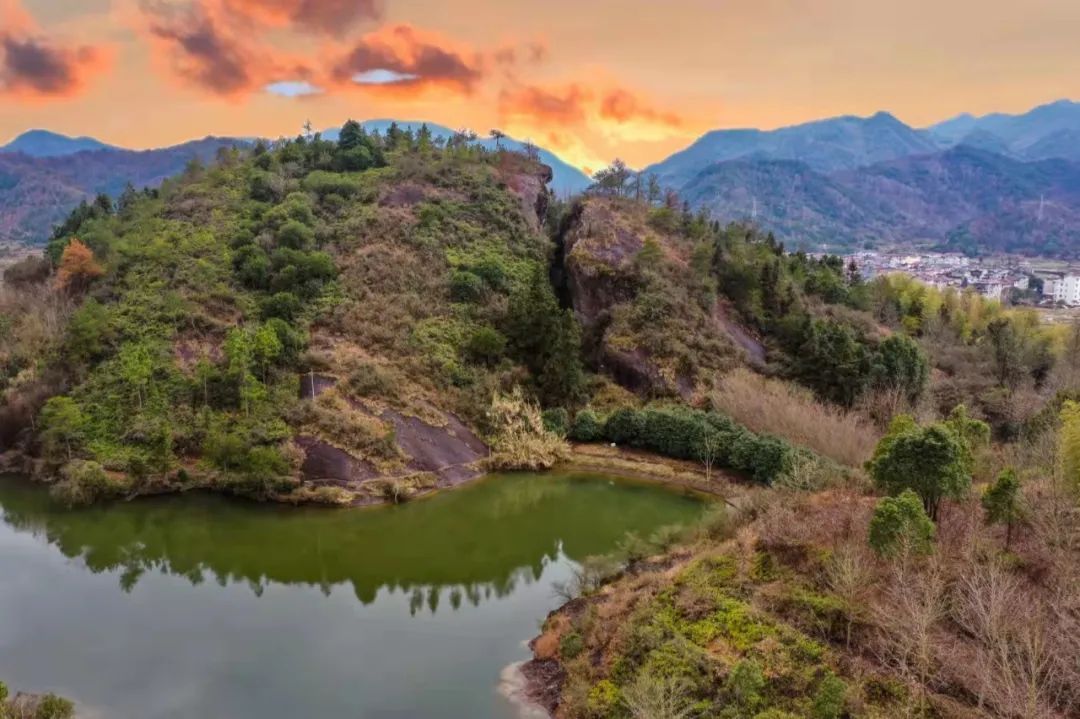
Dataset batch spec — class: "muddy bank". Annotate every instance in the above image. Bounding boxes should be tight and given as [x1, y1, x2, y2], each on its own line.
[499, 660, 556, 719]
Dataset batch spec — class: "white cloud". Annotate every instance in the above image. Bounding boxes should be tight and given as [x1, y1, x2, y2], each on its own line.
[351, 69, 419, 85]
[265, 80, 323, 97]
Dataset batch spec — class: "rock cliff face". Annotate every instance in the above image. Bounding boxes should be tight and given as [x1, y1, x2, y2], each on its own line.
[557, 198, 741, 398]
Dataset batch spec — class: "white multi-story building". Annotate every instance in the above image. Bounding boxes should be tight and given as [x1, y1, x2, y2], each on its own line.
[1043, 274, 1080, 305]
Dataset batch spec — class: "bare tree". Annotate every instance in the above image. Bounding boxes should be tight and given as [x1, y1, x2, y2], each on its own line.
[873, 558, 948, 713]
[622, 671, 695, 719]
[699, 433, 721, 483]
[826, 542, 875, 648]
[953, 562, 1063, 718]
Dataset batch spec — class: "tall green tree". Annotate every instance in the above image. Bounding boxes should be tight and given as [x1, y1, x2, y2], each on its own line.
[982, 468, 1023, 549]
[871, 334, 930, 403]
[506, 267, 585, 406]
[869, 422, 971, 521]
[117, 342, 154, 411]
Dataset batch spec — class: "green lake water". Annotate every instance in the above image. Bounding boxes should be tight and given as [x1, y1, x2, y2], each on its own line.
[0, 472, 705, 719]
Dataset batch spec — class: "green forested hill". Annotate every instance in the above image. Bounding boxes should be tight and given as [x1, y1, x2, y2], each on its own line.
[0, 127, 1069, 507]
[0, 124, 587, 503]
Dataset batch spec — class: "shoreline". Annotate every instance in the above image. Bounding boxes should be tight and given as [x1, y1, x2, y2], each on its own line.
[2, 442, 730, 509]
[498, 661, 554, 719]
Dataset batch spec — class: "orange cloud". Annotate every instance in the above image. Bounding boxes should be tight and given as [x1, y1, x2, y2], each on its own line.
[138, 0, 312, 98]
[498, 83, 592, 125]
[219, 0, 381, 37]
[600, 88, 682, 128]
[0, 0, 112, 100]
[328, 24, 485, 96]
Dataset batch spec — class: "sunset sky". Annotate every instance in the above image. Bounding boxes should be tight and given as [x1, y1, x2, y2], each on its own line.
[2, 0, 1080, 172]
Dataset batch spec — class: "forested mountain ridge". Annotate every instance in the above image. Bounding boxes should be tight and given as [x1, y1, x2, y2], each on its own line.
[0, 125, 588, 247]
[0, 137, 247, 245]
[675, 145, 1080, 253]
[647, 98, 1080, 255]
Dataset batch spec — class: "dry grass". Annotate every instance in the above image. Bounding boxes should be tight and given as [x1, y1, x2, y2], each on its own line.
[709, 369, 880, 468]
[484, 388, 570, 471]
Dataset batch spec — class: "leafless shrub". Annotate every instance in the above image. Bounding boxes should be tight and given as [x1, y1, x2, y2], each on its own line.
[622, 671, 695, 719]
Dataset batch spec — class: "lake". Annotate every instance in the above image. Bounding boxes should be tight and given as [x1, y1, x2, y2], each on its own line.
[0, 472, 705, 719]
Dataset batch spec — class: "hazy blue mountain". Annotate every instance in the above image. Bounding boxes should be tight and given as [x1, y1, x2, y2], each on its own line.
[677, 145, 1080, 256]
[678, 158, 893, 248]
[927, 99, 1080, 160]
[646, 111, 939, 187]
[321, 120, 592, 196]
[0, 130, 116, 157]
[0, 137, 245, 245]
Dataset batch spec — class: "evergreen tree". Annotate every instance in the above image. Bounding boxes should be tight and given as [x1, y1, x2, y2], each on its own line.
[869, 422, 971, 521]
[982, 468, 1023, 549]
[506, 268, 585, 406]
[868, 489, 935, 557]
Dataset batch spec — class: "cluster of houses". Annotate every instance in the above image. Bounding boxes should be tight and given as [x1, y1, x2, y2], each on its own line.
[846, 251, 1080, 306]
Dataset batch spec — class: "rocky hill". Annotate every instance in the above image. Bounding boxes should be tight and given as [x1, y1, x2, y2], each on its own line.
[1, 126, 914, 506]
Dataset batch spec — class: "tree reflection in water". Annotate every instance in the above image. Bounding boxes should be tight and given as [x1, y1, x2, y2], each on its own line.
[0, 472, 703, 613]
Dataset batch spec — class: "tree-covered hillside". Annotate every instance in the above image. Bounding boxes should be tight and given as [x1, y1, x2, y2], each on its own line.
[0, 123, 591, 504]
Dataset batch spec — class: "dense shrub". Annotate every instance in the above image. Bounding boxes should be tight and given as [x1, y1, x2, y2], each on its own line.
[570, 405, 804, 485]
[542, 407, 570, 437]
[450, 270, 485, 303]
[569, 409, 603, 442]
[603, 407, 646, 446]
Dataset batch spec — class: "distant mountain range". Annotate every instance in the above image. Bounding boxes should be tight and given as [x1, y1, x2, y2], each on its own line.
[6, 100, 1080, 256]
[0, 124, 591, 245]
[0, 136, 246, 245]
[649, 99, 1080, 256]
[0, 130, 117, 157]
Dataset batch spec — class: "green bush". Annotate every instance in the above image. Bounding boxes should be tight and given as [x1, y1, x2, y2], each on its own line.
[465, 326, 506, 366]
[586, 680, 621, 716]
[730, 433, 796, 485]
[868, 489, 935, 557]
[260, 291, 302, 321]
[727, 660, 765, 713]
[51, 459, 129, 505]
[302, 171, 363, 198]
[569, 410, 604, 442]
[811, 673, 847, 719]
[559, 631, 585, 660]
[450, 271, 485, 303]
[603, 407, 646, 446]
[277, 220, 315, 250]
[542, 407, 570, 437]
[34, 693, 75, 719]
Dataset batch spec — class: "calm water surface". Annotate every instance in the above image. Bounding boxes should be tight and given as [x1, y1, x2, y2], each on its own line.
[0, 472, 704, 719]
